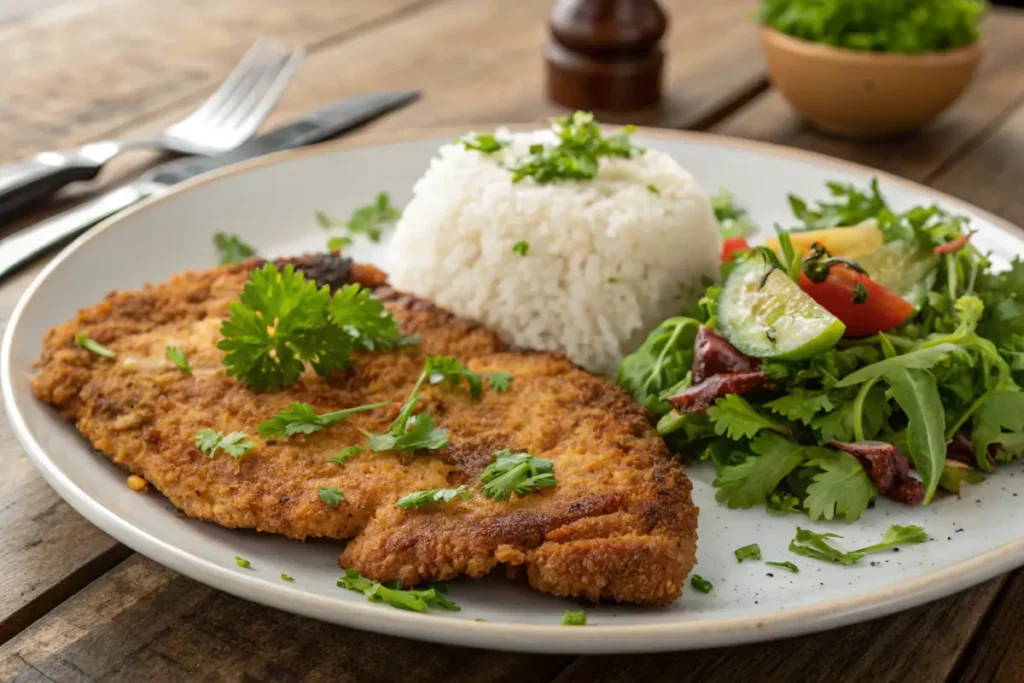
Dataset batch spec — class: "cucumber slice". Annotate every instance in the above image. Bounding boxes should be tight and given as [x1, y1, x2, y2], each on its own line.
[856, 241, 938, 309]
[718, 258, 845, 360]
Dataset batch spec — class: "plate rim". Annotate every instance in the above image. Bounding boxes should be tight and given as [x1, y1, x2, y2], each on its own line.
[3, 124, 1023, 654]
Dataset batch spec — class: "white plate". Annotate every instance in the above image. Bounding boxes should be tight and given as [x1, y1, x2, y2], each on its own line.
[4, 128, 1024, 654]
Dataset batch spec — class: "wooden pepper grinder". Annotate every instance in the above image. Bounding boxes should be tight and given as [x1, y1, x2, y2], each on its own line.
[545, 0, 668, 111]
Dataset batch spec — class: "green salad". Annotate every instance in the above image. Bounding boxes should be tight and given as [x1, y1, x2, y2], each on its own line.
[618, 179, 1024, 523]
[760, 0, 987, 54]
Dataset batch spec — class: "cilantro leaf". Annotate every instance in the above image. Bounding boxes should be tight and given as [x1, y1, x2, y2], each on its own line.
[319, 486, 345, 508]
[337, 569, 459, 612]
[690, 574, 713, 593]
[765, 561, 799, 573]
[765, 389, 835, 425]
[258, 401, 389, 438]
[165, 345, 191, 374]
[328, 445, 363, 465]
[396, 486, 472, 509]
[366, 412, 449, 452]
[707, 395, 789, 440]
[480, 450, 557, 501]
[783, 178, 887, 231]
[194, 429, 253, 459]
[75, 334, 115, 358]
[734, 543, 762, 562]
[426, 355, 483, 398]
[789, 528, 862, 565]
[461, 133, 508, 154]
[214, 232, 257, 264]
[485, 372, 512, 393]
[562, 610, 587, 626]
[507, 112, 643, 184]
[329, 284, 408, 352]
[854, 524, 928, 553]
[713, 432, 810, 508]
[803, 450, 877, 523]
[327, 235, 353, 252]
[316, 192, 401, 243]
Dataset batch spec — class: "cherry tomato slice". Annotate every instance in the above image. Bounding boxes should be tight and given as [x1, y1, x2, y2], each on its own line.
[798, 264, 913, 338]
[721, 237, 750, 263]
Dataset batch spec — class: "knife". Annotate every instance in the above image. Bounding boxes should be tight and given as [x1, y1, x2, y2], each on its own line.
[0, 90, 418, 281]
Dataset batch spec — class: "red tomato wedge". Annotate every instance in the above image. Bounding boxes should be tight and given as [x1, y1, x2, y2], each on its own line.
[798, 265, 914, 338]
[721, 236, 750, 263]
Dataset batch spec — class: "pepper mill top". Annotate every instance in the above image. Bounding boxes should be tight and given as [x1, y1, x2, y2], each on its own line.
[546, 0, 668, 112]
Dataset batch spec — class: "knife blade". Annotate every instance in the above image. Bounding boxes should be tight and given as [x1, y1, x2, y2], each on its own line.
[0, 90, 419, 281]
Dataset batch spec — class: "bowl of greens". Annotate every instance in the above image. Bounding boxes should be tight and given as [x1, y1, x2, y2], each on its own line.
[759, 0, 986, 136]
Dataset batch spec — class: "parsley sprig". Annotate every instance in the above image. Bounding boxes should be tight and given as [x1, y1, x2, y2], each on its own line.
[258, 401, 390, 438]
[338, 569, 459, 612]
[396, 486, 472, 510]
[789, 525, 927, 565]
[362, 364, 448, 453]
[214, 232, 257, 264]
[165, 345, 191, 374]
[194, 429, 253, 459]
[317, 192, 401, 245]
[480, 450, 557, 501]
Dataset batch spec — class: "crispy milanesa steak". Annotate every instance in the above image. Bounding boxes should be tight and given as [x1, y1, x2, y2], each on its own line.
[32, 254, 698, 604]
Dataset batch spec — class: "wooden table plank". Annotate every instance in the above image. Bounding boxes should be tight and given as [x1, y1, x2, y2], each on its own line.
[0, 556, 569, 683]
[0, 0, 766, 656]
[0, 0, 429, 162]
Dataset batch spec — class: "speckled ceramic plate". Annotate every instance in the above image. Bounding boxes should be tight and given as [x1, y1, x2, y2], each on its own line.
[4, 128, 1024, 654]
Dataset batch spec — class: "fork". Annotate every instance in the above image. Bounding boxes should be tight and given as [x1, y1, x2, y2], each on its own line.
[0, 38, 304, 222]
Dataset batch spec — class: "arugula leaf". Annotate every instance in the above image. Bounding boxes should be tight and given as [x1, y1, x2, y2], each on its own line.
[426, 355, 483, 398]
[75, 334, 115, 358]
[616, 317, 700, 414]
[327, 445, 363, 465]
[707, 395, 789, 440]
[480, 450, 557, 501]
[712, 188, 757, 239]
[396, 486, 472, 509]
[761, 0, 984, 54]
[970, 391, 1024, 470]
[485, 372, 512, 393]
[767, 492, 802, 515]
[562, 609, 587, 626]
[734, 543, 762, 562]
[319, 486, 345, 508]
[803, 450, 877, 523]
[316, 193, 401, 243]
[337, 569, 459, 612]
[461, 133, 508, 154]
[834, 343, 964, 387]
[329, 284, 408, 352]
[507, 112, 643, 184]
[883, 366, 947, 504]
[713, 432, 810, 508]
[165, 345, 191, 374]
[765, 389, 836, 425]
[214, 232, 257, 264]
[690, 574, 713, 593]
[765, 561, 799, 573]
[194, 429, 253, 459]
[258, 401, 389, 438]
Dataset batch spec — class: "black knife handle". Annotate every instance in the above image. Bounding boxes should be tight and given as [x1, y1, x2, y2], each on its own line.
[0, 155, 104, 225]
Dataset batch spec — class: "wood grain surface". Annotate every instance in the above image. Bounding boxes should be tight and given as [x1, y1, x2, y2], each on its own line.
[0, 1, 1022, 681]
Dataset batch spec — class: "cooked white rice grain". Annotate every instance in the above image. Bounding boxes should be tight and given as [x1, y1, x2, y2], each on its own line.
[387, 129, 720, 374]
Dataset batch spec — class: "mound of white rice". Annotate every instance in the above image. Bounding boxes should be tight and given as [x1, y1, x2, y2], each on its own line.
[387, 128, 720, 374]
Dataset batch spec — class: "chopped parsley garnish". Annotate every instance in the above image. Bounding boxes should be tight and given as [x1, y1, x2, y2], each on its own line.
[507, 111, 642, 184]
[461, 133, 508, 154]
[281, 573, 294, 581]
[234, 556, 251, 568]
[218, 264, 408, 391]
[362, 363, 449, 453]
[789, 525, 927, 566]
[165, 345, 191, 374]
[647, 184, 660, 196]
[214, 232, 257, 264]
[485, 372, 512, 393]
[711, 188, 757, 239]
[480, 450, 556, 501]
[316, 192, 401, 244]
[337, 569, 459, 612]
[734, 543, 762, 563]
[327, 235, 353, 252]
[690, 574, 713, 593]
[258, 401, 389, 438]
[512, 240, 530, 256]
[75, 334, 115, 358]
[319, 486, 345, 508]
[194, 429, 253, 459]
[562, 609, 587, 626]
[396, 486, 472, 509]
[426, 355, 483, 398]
[328, 445, 363, 465]
[765, 561, 799, 574]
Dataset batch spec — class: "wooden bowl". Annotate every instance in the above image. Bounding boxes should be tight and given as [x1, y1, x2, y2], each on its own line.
[760, 27, 983, 137]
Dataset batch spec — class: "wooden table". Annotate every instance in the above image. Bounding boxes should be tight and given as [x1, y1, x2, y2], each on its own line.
[1, 1, 1023, 680]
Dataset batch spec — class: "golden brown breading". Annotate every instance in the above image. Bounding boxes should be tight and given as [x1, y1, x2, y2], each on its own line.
[32, 255, 698, 605]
